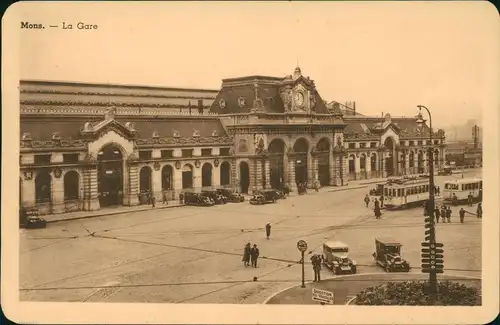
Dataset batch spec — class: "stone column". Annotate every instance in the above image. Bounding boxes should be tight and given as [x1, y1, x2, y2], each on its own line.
[152, 165, 161, 201]
[125, 162, 140, 206]
[365, 154, 372, 179]
[354, 155, 361, 180]
[82, 166, 100, 211]
[283, 153, 289, 187]
[306, 153, 313, 188]
[329, 151, 336, 186]
[381, 152, 387, 178]
[51, 171, 65, 214]
[231, 158, 238, 192]
[404, 151, 410, 175]
[264, 159, 271, 189]
[313, 155, 319, 182]
[21, 175, 35, 208]
[342, 155, 349, 186]
[255, 158, 263, 190]
[288, 156, 296, 192]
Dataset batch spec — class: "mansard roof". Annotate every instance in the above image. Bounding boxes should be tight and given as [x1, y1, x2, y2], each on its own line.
[210, 68, 332, 115]
[20, 114, 231, 148]
[20, 80, 218, 110]
[343, 115, 439, 140]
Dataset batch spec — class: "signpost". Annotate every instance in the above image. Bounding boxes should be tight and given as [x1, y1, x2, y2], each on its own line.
[312, 288, 334, 305]
[297, 240, 308, 288]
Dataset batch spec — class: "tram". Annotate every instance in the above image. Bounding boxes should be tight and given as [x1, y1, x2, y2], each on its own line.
[369, 176, 431, 210]
[443, 178, 482, 205]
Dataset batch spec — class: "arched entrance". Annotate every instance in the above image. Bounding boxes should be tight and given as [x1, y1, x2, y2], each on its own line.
[161, 165, 174, 191]
[360, 153, 367, 179]
[220, 161, 231, 186]
[316, 138, 330, 186]
[384, 137, 396, 176]
[409, 151, 415, 173]
[202, 163, 213, 187]
[64, 171, 80, 200]
[370, 153, 377, 178]
[35, 171, 52, 203]
[293, 138, 309, 185]
[97, 144, 124, 207]
[239, 161, 250, 194]
[348, 154, 355, 180]
[268, 138, 286, 189]
[417, 150, 424, 173]
[182, 164, 194, 189]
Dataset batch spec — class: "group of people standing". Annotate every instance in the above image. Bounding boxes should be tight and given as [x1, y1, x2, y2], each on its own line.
[242, 222, 272, 268]
[310, 254, 323, 282]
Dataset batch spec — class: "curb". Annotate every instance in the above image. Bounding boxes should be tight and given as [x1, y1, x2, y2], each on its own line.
[327, 185, 367, 193]
[261, 272, 481, 305]
[46, 203, 186, 224]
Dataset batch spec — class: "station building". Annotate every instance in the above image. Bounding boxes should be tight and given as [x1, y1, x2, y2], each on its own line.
[19, 67, 446, 215]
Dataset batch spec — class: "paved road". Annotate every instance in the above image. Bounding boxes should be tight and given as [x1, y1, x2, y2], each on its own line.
[20, 170, 482, 304]
[264, 273, 482, 305]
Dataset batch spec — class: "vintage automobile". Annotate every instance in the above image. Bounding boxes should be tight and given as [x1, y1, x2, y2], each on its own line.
[215, 188, 245, 203]
[322, 241, 357, 274]
[438, 166, 453, 176]
[201, 189, 227, 204]
[372, 237, 411, 272]
[19, 207, 47, 229]
[183, 192, 215, 206]
[249, 189, 280, 205]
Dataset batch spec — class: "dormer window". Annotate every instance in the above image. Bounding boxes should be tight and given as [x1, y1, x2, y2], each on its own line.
[238, 97, 247, 108]
[152, 131, 159, 138]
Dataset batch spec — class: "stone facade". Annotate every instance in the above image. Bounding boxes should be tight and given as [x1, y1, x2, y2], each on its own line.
[19, 68, 447, 216]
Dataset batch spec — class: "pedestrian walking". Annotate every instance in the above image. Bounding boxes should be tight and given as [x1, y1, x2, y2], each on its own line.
[310, 254, 322, 282]
[434, 207, 441, 223]
[374, 200, 382, 219]
[477, 203, 482, 219]
[242, 243, 251, 266]
[441, 206, 447, 223]
[452, 193, 458, 206]
[364, 194, 370, 208]
[478, 188, 483, 202]
[265, 222, 271, 240]
[162, 191, 168, 205]
[446, 206, 452, 223]
[314, 181, 319, 192]
[250, 244, 260, 268]
[459, 208, 466, 223]
[379, 195, 384, 208]
[467, 192, 473, 206]
[179, 192, 184, 204]
[150, 193, 156, 208]
[437, 186, 440, 196]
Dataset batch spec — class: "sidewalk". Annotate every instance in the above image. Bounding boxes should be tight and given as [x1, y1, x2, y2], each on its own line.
[44, 201, 185, 223]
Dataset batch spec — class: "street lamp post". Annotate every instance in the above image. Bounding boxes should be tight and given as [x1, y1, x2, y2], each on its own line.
[416, 105, 438, 295]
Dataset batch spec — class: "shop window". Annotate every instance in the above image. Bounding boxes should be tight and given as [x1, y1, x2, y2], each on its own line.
[35, 171, 52, 203]
[64, 171, 79, 200]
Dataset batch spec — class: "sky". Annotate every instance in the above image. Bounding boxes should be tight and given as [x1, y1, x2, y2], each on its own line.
[13, 1, 500, 128]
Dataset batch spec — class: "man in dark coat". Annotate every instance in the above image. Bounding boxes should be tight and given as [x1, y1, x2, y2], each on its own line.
[467, 192, 473, 206]
[242, 243, 251, 266]
[310, 254, 322, 282]
[441, 205, 447, 223]
[434, 207, 441, 223]
[477, 203, 482, 218]
[459, 207, 466, 223]
[374, 199, 381, 219]
[364, 194, 370, 208]
[265, 222, 271, 240]
[446, 206, 452, 223]
[379, 195, 384, 208]
[250, 244, 260, 268]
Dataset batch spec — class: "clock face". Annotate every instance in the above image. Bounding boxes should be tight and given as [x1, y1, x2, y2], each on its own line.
[294, 92, 305, 107]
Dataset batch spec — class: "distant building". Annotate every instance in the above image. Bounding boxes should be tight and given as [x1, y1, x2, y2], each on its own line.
[19, 66, 447, 216]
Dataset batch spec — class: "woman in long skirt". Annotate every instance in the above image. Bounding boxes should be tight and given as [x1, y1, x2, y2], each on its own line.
[242, 243, 251, 266]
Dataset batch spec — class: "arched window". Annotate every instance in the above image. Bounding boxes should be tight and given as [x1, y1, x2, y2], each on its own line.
[64, 171, 80, 200]
[35, 171, 52, 203]
[139, 166, 152, 193]
[220, 161, 231, 186]
[202, 163, 213, 187]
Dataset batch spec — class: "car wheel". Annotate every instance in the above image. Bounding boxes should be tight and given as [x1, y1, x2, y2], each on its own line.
[351, 267, 357, 274]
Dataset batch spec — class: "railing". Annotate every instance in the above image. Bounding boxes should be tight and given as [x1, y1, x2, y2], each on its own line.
[20, 106, 220, 116]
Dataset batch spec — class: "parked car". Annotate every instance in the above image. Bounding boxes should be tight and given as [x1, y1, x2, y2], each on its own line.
[438, 166, 453, 176]
[183, 192, 215, 206]
[372, 237, 410, 272]
[19, 207, 46, 229]
[215, 188, 244, 203]
[249, 190, 279, 205]
[201, 189, 227, 204]
[323, 241, 357, 274]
